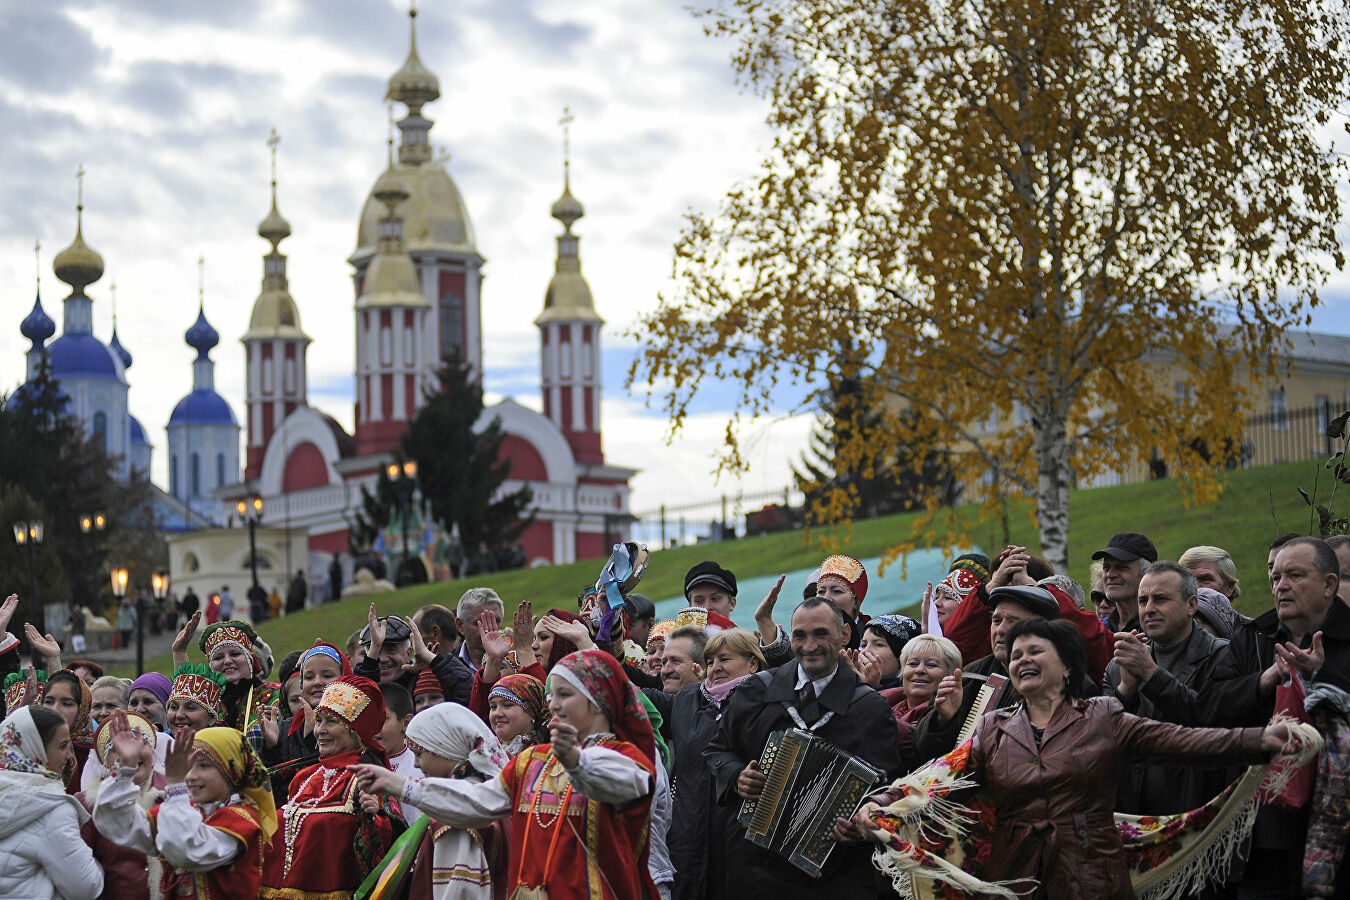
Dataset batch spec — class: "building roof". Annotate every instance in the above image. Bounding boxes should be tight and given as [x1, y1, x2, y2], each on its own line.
[168, 389, 237, 427]
[48, 332, 124, 382]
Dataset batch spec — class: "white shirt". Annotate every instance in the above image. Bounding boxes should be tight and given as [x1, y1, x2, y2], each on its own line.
[389, 744, 422, 780]
[793, 662, 840, 698]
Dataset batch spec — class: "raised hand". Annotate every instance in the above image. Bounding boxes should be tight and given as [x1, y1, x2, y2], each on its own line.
[549, 719, 581, 768]
[164, 726, 197, 784]
[404, 616, 435, 670]
[479, 610, 510, 660]
[513, 601, 536, 669]
[258, 704, 282, 747]
[21, 666, 39, 707]
[24, 624, 61, 668]
[0, 594, 18, 634]
[540, 615, 595, 650]
[172, 610, 201, 666]
[754, 575, 787, 641]
[854, 649, 883, 687]
[366, 603, 386, 656]
[1112, 630, 1156, 682]
[298, 696, 316, 737]
[347, 762, 407, 798]
[921, 582, 933, 634]
[933, 668, 964, 726]
[107, 709, 154, 771]
[1275, 632, 1325, 678]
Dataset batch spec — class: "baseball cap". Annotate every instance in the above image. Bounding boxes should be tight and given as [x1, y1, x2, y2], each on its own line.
[1091, 532, 1158, 564]
[683, 561, 737, 599]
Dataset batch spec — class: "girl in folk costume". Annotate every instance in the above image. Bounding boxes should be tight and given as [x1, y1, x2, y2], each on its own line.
[353, 649, 662, 900]
[261, 674, 402, 900]
[172, 614, 280, 730]
[3, 666, 45, 715]
[352, 702, 513, 899]
[93, 711, 278, 900]
[42, 668, 96, 791]
[252, 640, 352, 804]
[0, 705, 105, 899]
[486, 674, 550, 757]
[78, 711, 168, 900]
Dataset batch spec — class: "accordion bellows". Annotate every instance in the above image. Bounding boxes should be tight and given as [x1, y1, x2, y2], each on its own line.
[739, 728, 883, 877]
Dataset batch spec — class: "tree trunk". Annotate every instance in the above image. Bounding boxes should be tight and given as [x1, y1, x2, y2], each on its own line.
[1034, 412, 1073, 574]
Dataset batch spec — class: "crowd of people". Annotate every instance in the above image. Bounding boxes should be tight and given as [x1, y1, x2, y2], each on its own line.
[0, 528, 1346, 899]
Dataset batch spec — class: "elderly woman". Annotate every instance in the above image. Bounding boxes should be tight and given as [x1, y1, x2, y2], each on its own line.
[853, 619, 1301, 898]
[90, 675, 130, 726]
[0, 705, 105, 898]
[880, 634, 961, 771]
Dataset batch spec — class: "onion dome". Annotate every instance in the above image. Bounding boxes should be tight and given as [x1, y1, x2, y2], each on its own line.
[386, 8, 440, 111]
[20, 294, 56, 346]
[108, 327, 133, 369]
[53, 211, 104, 291]
[538, 170, 601, 325]
[168, 389, 237, 427]
[373, 164, 411, 207]
[185, 307, 220, 358]
[129, 415, 149, 446]
[551, 182, 584, 233]
[258, 199, 292, 247]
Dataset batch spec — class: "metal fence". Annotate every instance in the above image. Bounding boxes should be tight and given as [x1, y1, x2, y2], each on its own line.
[630, 403, 1346, 545]
[631, 486, 807, 548]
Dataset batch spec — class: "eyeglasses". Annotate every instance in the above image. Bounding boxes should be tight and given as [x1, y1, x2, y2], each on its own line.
[359, 615, 413, 646]
[1090, 590, 1112, 608]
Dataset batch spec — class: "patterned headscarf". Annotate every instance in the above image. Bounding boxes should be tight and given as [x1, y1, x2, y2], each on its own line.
[169, 662, 228, 720]
[3, 670, 46, 714]
[93, 711, 157, 767]
[548, 650, 656, 766]
[316, 675, 388, 767]
[47, 670, 95, 748]
[405, 702, 508, 781]
[199, 621, 262, 676]
[865, 614, 923, 660]
[488, 674, 550, 736]
[192, 726, 278, 842]
[299, 641, 352, 678]
[0, 707, 55, 777]
[818, 554, 869, 606]
[935, 554, 989, 607]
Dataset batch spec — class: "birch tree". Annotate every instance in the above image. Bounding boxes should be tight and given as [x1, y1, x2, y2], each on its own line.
[630, 0, 1349, 571]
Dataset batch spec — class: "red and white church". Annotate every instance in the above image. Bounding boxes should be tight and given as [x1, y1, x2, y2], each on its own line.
[219, 10, 635, 568]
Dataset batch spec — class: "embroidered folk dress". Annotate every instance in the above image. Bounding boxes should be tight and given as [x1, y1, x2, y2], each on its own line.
[260, 749, 396, 900]
[92, 772, 265, 900]
[403, 737, 657, 900]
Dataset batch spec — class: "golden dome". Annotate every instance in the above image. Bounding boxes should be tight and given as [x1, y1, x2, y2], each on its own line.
[373, 165, 410, 206]
[387, 8, 440, 110]
[352, 161, 477, 260]
[53, 213, 104, 291]
[258, 199, 292, 246]
[538, 271, 602, 325]
[243, 289, 309, 342]
[551, 182, 584, 232]
[356, 250, 428, 311]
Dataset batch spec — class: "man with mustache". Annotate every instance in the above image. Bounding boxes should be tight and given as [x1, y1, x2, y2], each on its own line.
[1104, 561, 1242, 817]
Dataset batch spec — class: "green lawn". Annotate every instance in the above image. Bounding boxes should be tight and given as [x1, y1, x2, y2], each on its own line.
[116, 459, 1328, 677]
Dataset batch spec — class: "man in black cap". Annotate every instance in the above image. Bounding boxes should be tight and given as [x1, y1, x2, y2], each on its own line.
[1091, 531, 1158, 632]
[684, 561, 738, 619]
[912, 584, 1073, 760]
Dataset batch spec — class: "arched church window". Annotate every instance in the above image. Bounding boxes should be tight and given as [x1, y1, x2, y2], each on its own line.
[171, 456, 179, 497]
[191, 452, 200, 497]
[216, 453, 225, 488]
[92, 412, 107, 451]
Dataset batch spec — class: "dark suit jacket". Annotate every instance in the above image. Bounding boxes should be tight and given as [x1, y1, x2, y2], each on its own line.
[703, 661, 901, 899]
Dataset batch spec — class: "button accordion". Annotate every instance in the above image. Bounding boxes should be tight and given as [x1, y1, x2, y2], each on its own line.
[738, 728, 883, 877]
[956, 673, 1009, 745]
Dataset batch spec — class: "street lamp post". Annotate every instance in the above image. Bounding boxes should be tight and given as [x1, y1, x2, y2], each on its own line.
[76, 512, 106, 643]
[386, 460, 418, 586]
[236, 496, 264, 593]
[150, 571, 169, 676]
[12, 520, 44, 637]
[110, 563, 131, 668]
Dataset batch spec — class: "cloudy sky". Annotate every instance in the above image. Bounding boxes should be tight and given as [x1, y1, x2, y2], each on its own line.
[0, 0, 818, 522]
[3, 0, 1349, 527]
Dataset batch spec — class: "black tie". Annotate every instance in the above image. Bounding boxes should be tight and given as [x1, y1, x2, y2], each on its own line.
[798, 681, 819, 724]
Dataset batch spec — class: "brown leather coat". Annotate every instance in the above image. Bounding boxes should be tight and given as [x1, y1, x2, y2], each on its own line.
[968, 696, 1267, 899]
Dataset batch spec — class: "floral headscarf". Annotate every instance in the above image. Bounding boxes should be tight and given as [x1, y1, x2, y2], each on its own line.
[406, 702, 509, 781]
[47, 670, 95, 748]
[548, 650, 656, 766]
[192, 726, 278, 842]
[488, 673, 550, 749]
[0, 707, 56, 777]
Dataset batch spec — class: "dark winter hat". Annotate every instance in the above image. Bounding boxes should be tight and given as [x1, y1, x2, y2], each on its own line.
[684, 561, 737, 599]
[989, 585, 1060, 621]
[1091, 532, 1158, 564]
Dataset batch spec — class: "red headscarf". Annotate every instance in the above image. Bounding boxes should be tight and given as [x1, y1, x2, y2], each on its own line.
[315, 674, 389, 768]
[544, 608, 583, 670]
[549, 649, 656, 767]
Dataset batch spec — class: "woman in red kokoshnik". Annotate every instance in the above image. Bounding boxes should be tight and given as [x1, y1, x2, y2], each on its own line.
[261, 674, 402, 900]
[172, 615, 281, 731]
[93, 710, 278, 900]
[352, 649, 661, 899]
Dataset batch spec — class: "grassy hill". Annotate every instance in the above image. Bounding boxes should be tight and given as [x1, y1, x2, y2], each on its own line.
[116, 459, 1328, 676]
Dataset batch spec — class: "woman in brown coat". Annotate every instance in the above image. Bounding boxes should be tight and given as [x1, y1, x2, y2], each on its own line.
[852, 618, 1300, 899]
